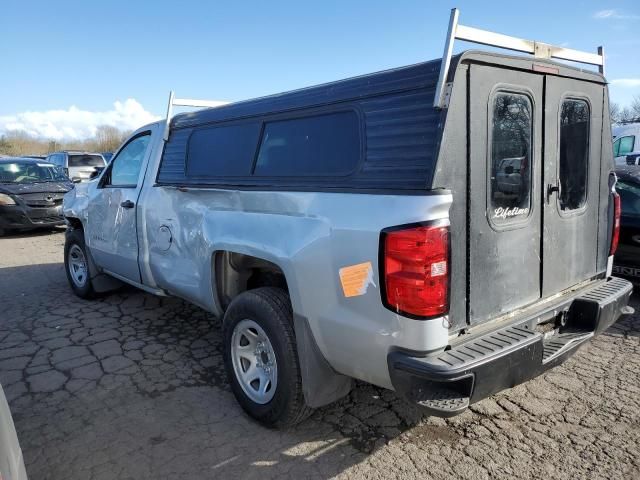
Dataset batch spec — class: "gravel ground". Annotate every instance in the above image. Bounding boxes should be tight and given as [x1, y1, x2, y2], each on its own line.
[0, 229, 639, 479]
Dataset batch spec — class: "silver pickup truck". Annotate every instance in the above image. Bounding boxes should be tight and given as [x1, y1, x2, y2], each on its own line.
[63, 11, 633, 427]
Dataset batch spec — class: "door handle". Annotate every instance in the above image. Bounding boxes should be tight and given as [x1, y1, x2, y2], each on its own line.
[120, 200, 135, 209]
[547, 183, 561, 202]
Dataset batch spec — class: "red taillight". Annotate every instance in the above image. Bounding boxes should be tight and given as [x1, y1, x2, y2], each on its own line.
[382, 224, 449, 318]
[610, 191, 621, 255]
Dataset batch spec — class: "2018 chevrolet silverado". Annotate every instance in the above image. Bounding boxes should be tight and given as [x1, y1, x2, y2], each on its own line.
[62, 10, 633, 427]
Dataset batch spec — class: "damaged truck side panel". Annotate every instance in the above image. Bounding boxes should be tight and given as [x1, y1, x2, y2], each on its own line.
[63, 40, 632, 426]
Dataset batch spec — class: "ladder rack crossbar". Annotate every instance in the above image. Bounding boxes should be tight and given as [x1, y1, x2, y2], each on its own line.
[163, 91, 230, 141]
[434, 8, 605, 108]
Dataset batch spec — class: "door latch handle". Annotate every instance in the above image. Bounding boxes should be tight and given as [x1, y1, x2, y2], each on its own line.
[547, 183, 560, 202]
[120, 200, 135, 209]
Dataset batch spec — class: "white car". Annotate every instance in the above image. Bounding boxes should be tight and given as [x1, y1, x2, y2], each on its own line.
[613, 122, 640, 166]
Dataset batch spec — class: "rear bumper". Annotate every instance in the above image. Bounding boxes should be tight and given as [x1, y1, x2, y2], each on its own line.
[388, 277, 634, 416]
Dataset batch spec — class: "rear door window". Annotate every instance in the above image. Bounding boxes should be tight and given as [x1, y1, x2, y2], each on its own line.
[558, 99, 590, 211]
[489, 92, 533, 224]
[69, 154, 106, 167]
[254, 111, 360, 177]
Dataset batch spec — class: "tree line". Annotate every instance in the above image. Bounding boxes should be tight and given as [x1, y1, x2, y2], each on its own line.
[0, 125, 131, 157]
[610, 95, 640, 125]
[0, 95, 638, 158]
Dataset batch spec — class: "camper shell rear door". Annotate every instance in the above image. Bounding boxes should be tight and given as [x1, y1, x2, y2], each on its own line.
[465, 58, 606, 326]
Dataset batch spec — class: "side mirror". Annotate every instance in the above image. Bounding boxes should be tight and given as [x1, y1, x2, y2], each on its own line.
[72, 177, 82, 184]
[89, 167, 104, 180]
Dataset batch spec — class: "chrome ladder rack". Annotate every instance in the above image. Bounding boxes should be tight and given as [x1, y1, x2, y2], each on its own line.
[434, 8, 605, 108]
[164, 91, 229, 141]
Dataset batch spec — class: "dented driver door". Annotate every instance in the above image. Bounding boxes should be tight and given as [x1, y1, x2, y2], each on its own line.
[85, 131, 154, 283]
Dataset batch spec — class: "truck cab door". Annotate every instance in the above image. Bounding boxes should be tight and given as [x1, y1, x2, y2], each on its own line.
[85, 130, 154, 283]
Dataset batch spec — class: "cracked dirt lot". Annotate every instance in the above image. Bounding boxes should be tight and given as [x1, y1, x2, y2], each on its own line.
[0, 230, 639, 479]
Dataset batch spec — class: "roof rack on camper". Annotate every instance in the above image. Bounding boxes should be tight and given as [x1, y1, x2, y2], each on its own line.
[162, 7, 606, 134]
[163, 92, 229, 141]
[434, 8, 605, 108]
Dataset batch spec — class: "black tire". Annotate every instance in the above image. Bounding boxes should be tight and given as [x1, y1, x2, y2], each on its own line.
[64, 228, 95, 299]
[222, 287, 312, 428]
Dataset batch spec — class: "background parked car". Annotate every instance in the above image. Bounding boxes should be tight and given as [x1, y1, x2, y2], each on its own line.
[613, 122, 640, 166]
[613, 166, 640, 282]
[493, 155, 528, 202]
[45, 151, 106, 183]
[623, 152, 640, 166]
[0, 157, 72, 236]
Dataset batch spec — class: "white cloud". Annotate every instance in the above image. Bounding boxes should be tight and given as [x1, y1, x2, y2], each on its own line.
[610, 78, 640, 88]
[0, 99, 161, 140]
[593, 9, 640, 20]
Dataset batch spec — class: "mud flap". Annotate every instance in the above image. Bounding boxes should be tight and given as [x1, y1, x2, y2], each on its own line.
[293, 314, 353, 408]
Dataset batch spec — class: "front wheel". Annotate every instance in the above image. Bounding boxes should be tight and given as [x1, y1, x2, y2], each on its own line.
[64, 228, 95, 299]
[222, 287, 312, 428]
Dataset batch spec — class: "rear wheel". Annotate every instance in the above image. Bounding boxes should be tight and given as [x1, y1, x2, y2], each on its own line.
[64, 229, 95, 299]
[222, 287, 312, 428]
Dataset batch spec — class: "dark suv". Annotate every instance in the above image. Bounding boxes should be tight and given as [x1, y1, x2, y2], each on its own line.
[613, 167, 640, 281]
[0, 157, 72, 235]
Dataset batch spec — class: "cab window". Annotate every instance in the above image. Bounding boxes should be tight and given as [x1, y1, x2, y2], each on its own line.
[103, 134, 150, 187]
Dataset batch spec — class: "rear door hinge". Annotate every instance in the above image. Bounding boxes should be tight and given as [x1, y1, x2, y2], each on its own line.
[441, 82, 454, 109]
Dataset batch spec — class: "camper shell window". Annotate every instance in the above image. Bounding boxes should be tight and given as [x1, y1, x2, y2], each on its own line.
[254, 111, 360, 177]
[558, 98, 590, 211]
[489, 92, 533, 225]
[187, 123, 262, 178]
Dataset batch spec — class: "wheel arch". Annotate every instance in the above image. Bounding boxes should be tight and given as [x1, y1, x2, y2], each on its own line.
[212, 248, 352, 408]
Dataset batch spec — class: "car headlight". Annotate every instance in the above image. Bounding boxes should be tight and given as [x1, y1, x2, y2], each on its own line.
[0, 193, 16, 206]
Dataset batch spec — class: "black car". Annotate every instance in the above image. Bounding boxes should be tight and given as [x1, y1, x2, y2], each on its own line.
[0, 157, 73, 235]
[613, 167, 640, 281]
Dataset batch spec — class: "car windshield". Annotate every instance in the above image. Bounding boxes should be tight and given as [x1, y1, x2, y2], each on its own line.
[0, 162, 69, 184]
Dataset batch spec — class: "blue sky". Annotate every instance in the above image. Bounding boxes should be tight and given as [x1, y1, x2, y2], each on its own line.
[1, 0, 639, 139]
